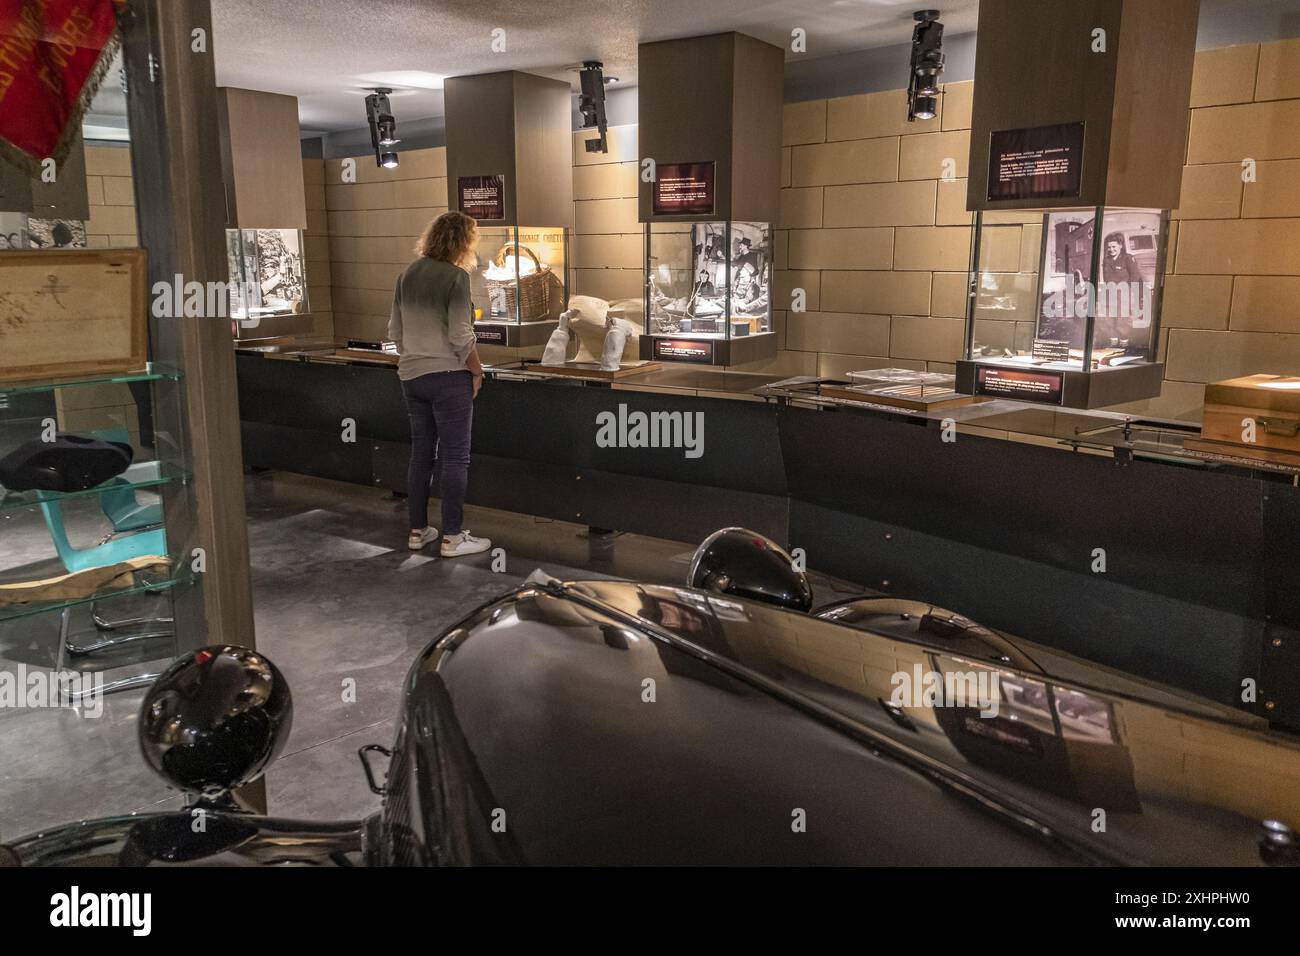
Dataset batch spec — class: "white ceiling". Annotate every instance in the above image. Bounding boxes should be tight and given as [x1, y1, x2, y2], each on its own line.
[207, 0, 981, 132]
[83, 0, 1300, 137]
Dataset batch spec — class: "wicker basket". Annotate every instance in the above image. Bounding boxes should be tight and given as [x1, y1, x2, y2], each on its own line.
[485, 242, 551, 322]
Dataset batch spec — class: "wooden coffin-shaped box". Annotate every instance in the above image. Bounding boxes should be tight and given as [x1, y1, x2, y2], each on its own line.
[1186, 374, 1300, 470]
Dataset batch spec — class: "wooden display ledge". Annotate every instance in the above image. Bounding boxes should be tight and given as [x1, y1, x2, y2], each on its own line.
[819, 383, 988, 412]
[524, 361, 660, 381]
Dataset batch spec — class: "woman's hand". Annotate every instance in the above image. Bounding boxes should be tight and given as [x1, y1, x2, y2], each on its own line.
[471, 370, 484, 399]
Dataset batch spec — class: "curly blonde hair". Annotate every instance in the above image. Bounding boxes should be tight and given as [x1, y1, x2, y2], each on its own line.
[415, 211, 478, 267]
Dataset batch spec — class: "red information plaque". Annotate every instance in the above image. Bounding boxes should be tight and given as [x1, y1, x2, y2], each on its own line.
[652, 338, 715, 364]
[653, 162, 715, 216]
[975, 366, 1065, 405]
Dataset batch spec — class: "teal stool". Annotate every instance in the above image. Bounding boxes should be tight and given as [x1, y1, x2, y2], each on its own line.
[36, 438, 174, 698]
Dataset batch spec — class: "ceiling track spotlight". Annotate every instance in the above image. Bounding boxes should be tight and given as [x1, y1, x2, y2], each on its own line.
[907, 9, 945, 123]
[366, 87, 401, 168]
[577, 60, 616, 154]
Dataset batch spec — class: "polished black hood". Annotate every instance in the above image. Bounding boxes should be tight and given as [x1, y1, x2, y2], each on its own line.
[377, 579, 1300, 866]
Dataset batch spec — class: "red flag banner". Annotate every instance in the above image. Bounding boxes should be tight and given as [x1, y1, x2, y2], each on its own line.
[0, 0, 127, 174]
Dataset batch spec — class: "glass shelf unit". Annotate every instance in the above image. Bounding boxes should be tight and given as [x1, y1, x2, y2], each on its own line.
[0, 564, 196, 625]
[0, 460, 188, 515]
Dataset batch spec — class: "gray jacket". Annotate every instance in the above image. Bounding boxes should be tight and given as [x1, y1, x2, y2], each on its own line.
[387, 257, 477, 381]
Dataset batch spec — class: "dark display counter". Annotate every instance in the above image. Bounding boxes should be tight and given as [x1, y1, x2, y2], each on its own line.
[235, 350, 1300, 729]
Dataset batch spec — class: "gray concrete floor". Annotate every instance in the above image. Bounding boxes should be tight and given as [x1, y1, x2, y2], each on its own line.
[0, 472, 864, 840]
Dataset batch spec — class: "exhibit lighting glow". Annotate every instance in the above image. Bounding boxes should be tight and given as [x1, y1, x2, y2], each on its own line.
[907, 9, 945, 123]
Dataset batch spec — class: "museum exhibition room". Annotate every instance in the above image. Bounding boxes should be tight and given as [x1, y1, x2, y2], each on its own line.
[3, 0, 1300, 920]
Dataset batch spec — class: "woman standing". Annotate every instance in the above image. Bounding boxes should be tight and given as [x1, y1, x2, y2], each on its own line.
[388, 211, 491, 557]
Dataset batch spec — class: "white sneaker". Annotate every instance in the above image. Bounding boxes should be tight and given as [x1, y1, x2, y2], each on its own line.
[441, 531, 491, 557]
[408, 527, 438, 551]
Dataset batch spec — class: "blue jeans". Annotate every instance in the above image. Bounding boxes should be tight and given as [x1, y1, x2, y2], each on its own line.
[401, 370, 473, 535]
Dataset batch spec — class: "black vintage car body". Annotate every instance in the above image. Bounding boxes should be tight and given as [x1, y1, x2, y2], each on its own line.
[7, 576, 1300, 867]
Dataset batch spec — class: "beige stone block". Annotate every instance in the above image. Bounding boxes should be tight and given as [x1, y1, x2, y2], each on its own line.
[302, 158, 324, 186]
[306, 285, 332, 312]
[389, 206, 443, 239]
[85, 204, 137, 235]
[573, 124, 637, 167]
[787, 312, 890, 355]
[783, 100, 827, 146]
[1242, 159, 1300, 218]
[1165, 328, 1300, 382]
[574, 161, 639, 200]
[395, 177, 446, 208]
[107, 234, 137, 248]
[1187, 101, 1300, 163]
[333, 260, 404, 292]
[729, 349, 820, 376]
[1256, 37, 1300, 101]
[1163, 275, 1233, 330]
[931, 272, 969, 318]
[84, 145, 132, 177]
[941, 81, 973, 130]
[898, 130, 970, 181]
[1190, 44, 1260, 107]
[304, 235, 331, 261]
[304, 180, 326, 212]
[307, 207, 331, 234]
[334, 286, 391, 316]
[1019, 224, 1043, 273]
[1229, 276, 1300, 332]
[781, 147, 792, 188]
[822, 180, 936, 228]
[85, 234, 109, 248]
[927, 361, 956, 374]
[573, 232, 642, 270]
[790, 138, 899, 187]
[773, 229, 789, 271]
[779, 187, 824, 228]
[1112, 380, 1208, 423]
[820, 271, 931, 316]
[101, 174, 135, 206]
[788, 227, 892, 270]
[84, 175, 104, 207]
[333, 313, 388, 341]
[975, 224, 1024, 273]
[890, 315, 965, 362]
[935, 180, 972, 225]
[327, 180, 396, 211]
[576, 198, 639, 234]
[1177, 218, 1300, 274]
[1173, 164, 1243, 219]
[982, 210, 1043, 225]
[571, 268, 642, 302]
[827, 89, 940, 141]
[894, 225, 971, 271]
[775, 271, 820, 313]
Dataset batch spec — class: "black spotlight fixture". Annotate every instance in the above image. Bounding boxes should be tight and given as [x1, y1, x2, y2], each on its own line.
[578, 60, 614, 154]
[366, 87, 400, 168]
[907, 9, 945, 122]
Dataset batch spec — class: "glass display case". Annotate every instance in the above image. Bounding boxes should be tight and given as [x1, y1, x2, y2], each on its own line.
[468, 225, 568, 348]
[955, 207, 1169, 409]
[641, 220, 777, 366]
[225, 228, 308, 329]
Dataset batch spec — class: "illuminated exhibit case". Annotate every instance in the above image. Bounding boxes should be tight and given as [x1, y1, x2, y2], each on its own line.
[637, 32, 783, 366]
[955, 207, 1168, 408]
[444, 71, 573, 349]
[644, 218, 772, 365]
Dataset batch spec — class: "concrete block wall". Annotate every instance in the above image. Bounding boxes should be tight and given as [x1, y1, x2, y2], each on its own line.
[84, 144, 137, 248]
